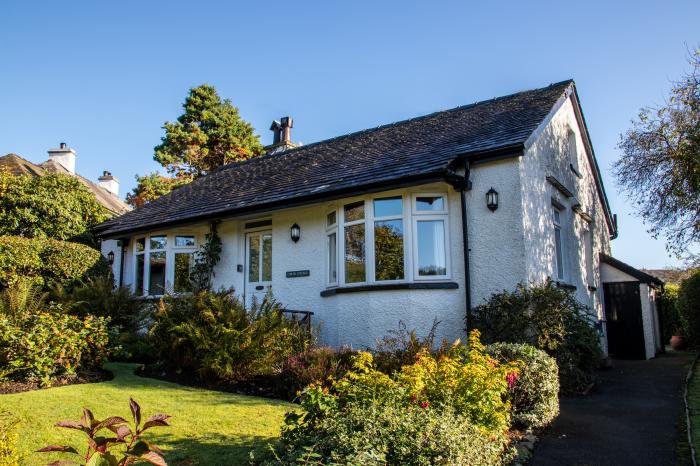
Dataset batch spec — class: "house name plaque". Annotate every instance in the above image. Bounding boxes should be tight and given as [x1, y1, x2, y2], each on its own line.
[286, 270, 310, 278]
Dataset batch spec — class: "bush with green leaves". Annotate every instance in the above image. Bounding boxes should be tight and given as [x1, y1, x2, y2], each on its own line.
[0, 414, 19, 466]
[148, 289, 312, 383]
[0, 300, 110, 384]
[473, 279, 601, 394]
[0, 236, 110, 290]
[373, 319, 443, 375]
[658, 283, 680, 342]
[38, 398, 169, 466]
[279, 346, 356, 400]
[486, 342, 559, 429]
[679, 270, 700, 348]
[262, 331, 517, 465]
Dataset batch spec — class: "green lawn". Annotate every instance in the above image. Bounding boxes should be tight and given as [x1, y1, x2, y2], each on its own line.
[689, 356, 700, 463]
[0, 363, 294, 465]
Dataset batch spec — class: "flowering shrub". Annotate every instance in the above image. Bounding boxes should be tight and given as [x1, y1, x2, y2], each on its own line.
[261, 331, 518, 465]
[0, 308, 109, 384]
[0, 414, 19, 466]
[487, 342, 559, 429]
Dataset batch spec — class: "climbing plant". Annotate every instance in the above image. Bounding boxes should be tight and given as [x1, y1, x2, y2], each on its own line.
[190, 221, 222, 292]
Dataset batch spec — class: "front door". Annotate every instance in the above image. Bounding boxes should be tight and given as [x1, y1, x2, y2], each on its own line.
[245, 231, 272, 308]
[603, 282, 645, 359]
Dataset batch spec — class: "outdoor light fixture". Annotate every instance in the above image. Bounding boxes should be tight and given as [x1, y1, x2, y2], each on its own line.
[107, 251, 115, 265]
[290, 223, 301, 243]
[486, 188, 499, 212]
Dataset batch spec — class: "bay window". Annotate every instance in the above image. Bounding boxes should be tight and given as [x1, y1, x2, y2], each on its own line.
[327, 192, 449, 287]
[133, 234, 197, 296]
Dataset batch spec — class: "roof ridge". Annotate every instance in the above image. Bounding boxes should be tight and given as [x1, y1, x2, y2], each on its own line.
[212, 79, 574, 173]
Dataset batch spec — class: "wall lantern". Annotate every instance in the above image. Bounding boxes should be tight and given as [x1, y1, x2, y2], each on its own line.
[486, 188, 499, 212]
[290, 223, 301, 243]
[107, 251, 115, 265]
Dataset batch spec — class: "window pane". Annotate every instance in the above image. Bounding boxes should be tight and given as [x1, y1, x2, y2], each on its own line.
[135, 254, 145, 295]
[417, 220, 446, 276]
[344, 223, 365, 283]
[373, 197, 402, 217]
[262, 234, 272, 282]
[554, 227, 564, 279]
[327, 211, 337, 227]
[136, 238, 145, 253]
[344, 201, 365, 222]
[148, 251, 166, 295]
[175, 235, 195, 247]
[328, 232, 337, 283]
[150, 235, 167, 250]
[553, 208, 561, 224]
[375, 220, 404, 281]
[174, 253, 193, 293]
[248, 235, 260, 283]
[416, 196, 445, 211]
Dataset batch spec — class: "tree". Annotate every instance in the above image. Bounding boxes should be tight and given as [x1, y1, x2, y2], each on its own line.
[154, 84, 264, 179]
[128, 84, 265, 207]
[126, 172, 188, 208]
[614, 49, 700, 257]
[0, 170, 108, 245]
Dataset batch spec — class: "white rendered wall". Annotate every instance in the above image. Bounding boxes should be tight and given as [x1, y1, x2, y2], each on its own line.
[520, 96, 612, 324]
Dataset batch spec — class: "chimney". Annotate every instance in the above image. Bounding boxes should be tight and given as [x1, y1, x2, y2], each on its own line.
[265, 116, 299, 155]
[98, 170, 120, 197]
[47, 142, 76, 174]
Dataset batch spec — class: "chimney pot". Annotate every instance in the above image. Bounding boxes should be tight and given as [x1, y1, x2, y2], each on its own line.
[60, 142, 67, 149]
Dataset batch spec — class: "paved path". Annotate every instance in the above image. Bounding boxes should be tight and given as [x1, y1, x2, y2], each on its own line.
[532, 351, 695, 466]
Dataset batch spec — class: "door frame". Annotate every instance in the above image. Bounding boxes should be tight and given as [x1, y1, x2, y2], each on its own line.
[244, 229, 272, 308]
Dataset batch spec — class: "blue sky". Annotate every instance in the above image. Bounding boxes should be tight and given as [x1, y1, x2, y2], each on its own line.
[1, 0, 698, 269]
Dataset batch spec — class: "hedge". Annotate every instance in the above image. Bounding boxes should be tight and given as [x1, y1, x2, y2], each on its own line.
[0, 236, 110, 289]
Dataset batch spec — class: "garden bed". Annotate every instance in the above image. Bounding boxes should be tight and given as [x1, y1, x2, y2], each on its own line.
[0, 367, 112, 394]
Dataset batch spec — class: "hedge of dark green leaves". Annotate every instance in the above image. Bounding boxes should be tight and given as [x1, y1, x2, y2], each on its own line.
[0, 235, 110, 289]
[679, 270, 700, 348]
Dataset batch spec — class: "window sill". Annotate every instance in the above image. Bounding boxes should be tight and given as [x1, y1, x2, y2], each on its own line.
[555, 281, 577, 291]
[320, 281, 459, 297]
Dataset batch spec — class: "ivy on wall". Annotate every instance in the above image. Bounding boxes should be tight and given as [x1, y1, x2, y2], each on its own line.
[190, 221, 222, 292]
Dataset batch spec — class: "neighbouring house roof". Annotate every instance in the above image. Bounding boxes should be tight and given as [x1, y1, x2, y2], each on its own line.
[0, 153, 130, 215]
[601, 254, 664, 287]
[95, 79, 615, 238]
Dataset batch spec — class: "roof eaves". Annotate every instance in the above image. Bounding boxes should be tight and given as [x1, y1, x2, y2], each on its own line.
[600, 254, 664, 286]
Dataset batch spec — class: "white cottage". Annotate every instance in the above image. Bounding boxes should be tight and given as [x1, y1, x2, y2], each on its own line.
[95, 80, 662, 357]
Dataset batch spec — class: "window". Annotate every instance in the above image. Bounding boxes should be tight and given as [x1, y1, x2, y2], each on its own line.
[133, 233, 197, 296]
[552, 206, 565, 280]
[343, 201, 366, 283]
[568, 129, 581, 177]
[326, 212, 338, 285]
[328, 192, 449, 287]
[373, 197, 404, 281]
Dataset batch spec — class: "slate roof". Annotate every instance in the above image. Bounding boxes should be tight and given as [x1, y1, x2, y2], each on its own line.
[0, 153, 131, 215]
[95, 80, 609, 237]
[601, 254, 664, 287]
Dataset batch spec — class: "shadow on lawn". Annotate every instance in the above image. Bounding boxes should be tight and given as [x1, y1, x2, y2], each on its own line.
[154, 432, 275, 466]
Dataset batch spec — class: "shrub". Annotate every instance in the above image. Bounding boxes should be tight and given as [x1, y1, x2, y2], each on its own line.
[263, 331, 517, 465]
[0, 308, 109, 384]
[373, 319, 444, 375]
[473, 280, 602, 394]
[486, 342, 559, 429]
[264, 401, 513, 466]
[279, 346, 356, 399]
[149, 289, 313, 383]
[679, 270, 700, 348]
[0, 414, 19, 466]
[38, 398, 169, 466]
[0, 236, 110, 290]
[658, 284, 680, 342]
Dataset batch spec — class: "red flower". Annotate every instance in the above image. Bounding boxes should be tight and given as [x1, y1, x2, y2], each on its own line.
[420, 401, 430, 409]
[506, 371, 518, 389]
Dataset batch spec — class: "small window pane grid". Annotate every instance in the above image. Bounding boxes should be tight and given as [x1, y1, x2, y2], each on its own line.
[133, 234, 197, 297]
[326, 193, 449, 287]
[247, 232, 272, 284]
[552, 206, 565, 280]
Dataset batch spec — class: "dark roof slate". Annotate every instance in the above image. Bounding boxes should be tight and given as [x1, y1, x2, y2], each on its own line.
[96, 80, 574, 237]
[601, 254, 664, 287]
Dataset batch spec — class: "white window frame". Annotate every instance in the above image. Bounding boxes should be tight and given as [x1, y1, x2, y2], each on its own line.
[552, 205, 565, 280]
[411, 193, 450, 281]
[328, 190, 451, 288]
[326, 211, 339, 286]
[132, 233, 198, 297]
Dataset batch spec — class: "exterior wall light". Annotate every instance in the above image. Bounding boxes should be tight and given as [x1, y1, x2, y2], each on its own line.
[107, 251, 115, 265]
[290, 223, 301, 243]
[486, 188, 499, 212]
